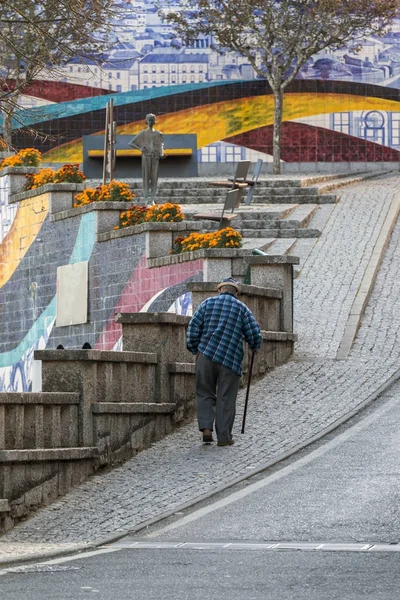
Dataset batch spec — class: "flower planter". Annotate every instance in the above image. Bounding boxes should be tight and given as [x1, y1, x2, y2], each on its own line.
[97, 221, 204, 258]
[8, 182, 86, 210]
[0, 166, 41, 197]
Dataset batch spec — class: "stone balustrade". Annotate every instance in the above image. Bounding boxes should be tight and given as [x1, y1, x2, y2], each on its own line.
[115, 313, 196, 421]
[36, 350, 159, 447]
[0, 392, 80, 450]
[0, 391, 98, 532]
[188, 282, 283, 330]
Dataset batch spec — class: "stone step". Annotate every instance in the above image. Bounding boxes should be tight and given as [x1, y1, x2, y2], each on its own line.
[251, 193, 337, 204]
[259, 238, 298, 255]
[314, 171, 387, 194]
[142, 185, 320, 197]
[254, 186, 321, 196]
[155, 195, 229, 205]
[237, 206, 299, 222]
[184, 205, 300, 223]
[128, 182, 333, 194]
[237, 204, 316, 230]
[133, 191, 337, 206]
[240, 228, 320, 238]
[241, 238, 277, 251]
[278, 204, 318, 229]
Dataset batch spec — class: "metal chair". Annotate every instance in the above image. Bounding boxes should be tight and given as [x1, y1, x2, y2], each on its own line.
[244, 159, 263, 205]
[208, 160, 251, 190]
[192, 188, 241, 229]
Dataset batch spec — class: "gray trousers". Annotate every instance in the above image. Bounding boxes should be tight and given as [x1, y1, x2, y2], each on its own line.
[142, 154, 159, 201]
[196, 353, 240, 443]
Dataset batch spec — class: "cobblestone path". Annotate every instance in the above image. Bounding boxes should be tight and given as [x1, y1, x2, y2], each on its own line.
[1, 174, 400, 563]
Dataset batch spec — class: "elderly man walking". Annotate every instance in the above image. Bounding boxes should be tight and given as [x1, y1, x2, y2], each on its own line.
[186, 277, 262, 446]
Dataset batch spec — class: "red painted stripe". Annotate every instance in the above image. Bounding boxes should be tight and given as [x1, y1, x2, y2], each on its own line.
[95, 255, 203, 350]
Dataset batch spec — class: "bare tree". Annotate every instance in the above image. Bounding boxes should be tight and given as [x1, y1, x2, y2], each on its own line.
[0, 0, 119, 147]
[163, 0, 398, 174]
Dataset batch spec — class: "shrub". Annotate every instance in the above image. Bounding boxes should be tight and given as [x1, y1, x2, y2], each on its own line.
[171, 227, 242, 254]
[113, 202, 185, 229]
[144, 202, 184, 223]
[0, 148, 42, 169]
[25, 168, 56, 190]
[53, 164, 86, 184]
[24, 163, 86, 190]
[74, 180, 134, 208]
[73, 188, 99, 207]
[115, 205, 148, 229]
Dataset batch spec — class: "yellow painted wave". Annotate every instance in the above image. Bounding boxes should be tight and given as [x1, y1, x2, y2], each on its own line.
[43, 93, 400, 164]
[0, 193, 49, 287]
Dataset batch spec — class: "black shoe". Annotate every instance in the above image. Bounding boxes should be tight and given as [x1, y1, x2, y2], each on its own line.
[217, 439, 235, 447]
[56, 344, 64, 349]
[82, 342, 92, 349]
[202, 428, 213, 443]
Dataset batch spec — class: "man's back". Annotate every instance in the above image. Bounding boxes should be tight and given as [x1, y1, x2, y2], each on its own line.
[186, 292, 262, 375]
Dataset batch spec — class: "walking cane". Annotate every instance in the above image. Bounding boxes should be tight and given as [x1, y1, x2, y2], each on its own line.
[241, 350, 255, 434]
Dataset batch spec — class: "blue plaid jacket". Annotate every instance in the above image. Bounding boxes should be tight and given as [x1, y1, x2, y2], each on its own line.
[186, 292, 262, 375]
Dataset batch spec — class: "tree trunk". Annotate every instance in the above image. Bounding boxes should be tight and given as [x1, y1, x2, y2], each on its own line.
[272, 87, 284, 175]
[3, 109, 13, 148]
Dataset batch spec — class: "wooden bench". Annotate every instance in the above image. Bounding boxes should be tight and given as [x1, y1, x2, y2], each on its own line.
[88, 148, 193, 158]
[83, 134, 198, 178]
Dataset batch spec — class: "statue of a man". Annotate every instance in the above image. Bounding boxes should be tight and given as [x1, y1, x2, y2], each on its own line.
[128, 113, 164, 203]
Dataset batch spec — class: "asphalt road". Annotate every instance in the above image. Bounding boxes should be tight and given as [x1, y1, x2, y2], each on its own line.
[1, 378, 400, 599]
[1, 549, 399, 600]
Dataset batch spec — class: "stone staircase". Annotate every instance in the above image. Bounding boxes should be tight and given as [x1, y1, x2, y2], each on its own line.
[86, 171, 386, 274]
[129, 178, 338, 206]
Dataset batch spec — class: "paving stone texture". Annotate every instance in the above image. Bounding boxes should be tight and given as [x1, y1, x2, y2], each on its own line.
[1, 173, 400, 563]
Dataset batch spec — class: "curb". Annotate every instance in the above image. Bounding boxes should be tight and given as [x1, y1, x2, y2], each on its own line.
[2, 364, 400, 569]
[336, 190, 400, 360]
[316, 169, 394, 195]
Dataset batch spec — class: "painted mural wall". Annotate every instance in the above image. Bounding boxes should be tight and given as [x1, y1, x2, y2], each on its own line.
[1, 2, 400, 391]
[0, 177, 199, 392]
[4, 3, 400, 164]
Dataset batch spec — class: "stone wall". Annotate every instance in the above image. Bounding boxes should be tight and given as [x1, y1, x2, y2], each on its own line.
[0, 170, 299, 533]
[0, 170, 204, 392]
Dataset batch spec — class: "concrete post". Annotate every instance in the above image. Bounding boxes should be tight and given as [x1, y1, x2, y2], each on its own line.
[244, 255, 299, 332]
[115, 313, 191, 404]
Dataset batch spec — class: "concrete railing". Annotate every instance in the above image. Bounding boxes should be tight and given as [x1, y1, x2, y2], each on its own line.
[0, 391, 98, 533]
[0, 392, 80, 450]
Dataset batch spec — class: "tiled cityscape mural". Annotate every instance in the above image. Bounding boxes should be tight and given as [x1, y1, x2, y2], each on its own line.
[6, 4, 400, 164]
